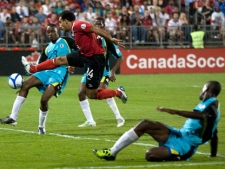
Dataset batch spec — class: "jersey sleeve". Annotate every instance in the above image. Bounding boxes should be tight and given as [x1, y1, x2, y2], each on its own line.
[74, 20, 93, 33]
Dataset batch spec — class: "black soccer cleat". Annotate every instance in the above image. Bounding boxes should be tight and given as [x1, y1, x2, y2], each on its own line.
[0, 116, 17, 126]
[38, 127, 46, 135]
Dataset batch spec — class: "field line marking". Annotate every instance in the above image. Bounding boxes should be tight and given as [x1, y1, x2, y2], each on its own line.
[55, 162, 225, 169]
[0, 127, 225, 158]
[69, 162, 225, 169]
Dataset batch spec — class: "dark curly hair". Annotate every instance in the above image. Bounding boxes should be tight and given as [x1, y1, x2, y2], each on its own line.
[59, 10, 76, 21]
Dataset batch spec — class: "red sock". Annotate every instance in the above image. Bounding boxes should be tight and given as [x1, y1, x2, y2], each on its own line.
[97, 88, 122, 100]
[30, 58, 57, 73]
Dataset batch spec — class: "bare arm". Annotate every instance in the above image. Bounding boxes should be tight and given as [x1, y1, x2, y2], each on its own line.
[210, 129, 218, 157]
[110, 56, 123, 82]
[111, 56, 123, 74]
[156, 107, 205, 119]
[90, 25, 125, 48]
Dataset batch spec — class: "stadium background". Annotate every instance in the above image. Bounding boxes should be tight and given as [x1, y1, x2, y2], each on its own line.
[0, 1, 225, 168]
[0, 48, 224, 75]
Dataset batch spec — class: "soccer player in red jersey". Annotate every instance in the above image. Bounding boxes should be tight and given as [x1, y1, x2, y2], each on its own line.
[22, 10, 128, 103]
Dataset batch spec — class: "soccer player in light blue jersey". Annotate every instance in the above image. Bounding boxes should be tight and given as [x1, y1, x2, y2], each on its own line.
[75, 17, 125, 127]
[93, 81, 221, 161]
[0, 24, 77, 134]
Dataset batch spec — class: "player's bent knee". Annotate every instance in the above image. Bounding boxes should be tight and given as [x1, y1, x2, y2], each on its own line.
[86, 89, 97, 99]
[87, 94, 97, 99]
[141, 119, 155, 124]
[86, 92, 97, 99]
[136, 119, 153, 129]
[141, 119, 151, 124]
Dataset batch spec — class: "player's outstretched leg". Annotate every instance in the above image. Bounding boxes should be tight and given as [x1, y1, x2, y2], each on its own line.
[93, 128, 139, 161]
[97, 86, 128, 103]
[106, 98, 125, 127]
[22, 56, 58, 74]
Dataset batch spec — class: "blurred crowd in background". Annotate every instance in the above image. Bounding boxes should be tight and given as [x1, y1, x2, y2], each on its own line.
[0, 0, 225, 48]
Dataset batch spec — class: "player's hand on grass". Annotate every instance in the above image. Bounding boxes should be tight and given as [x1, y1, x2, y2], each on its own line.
[157, 107, 177, 115]
[156, 107, 165, 112]
[156, 107, 171, 114]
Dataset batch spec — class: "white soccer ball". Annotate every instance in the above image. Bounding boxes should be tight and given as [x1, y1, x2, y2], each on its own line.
[8, 73, 24, 89]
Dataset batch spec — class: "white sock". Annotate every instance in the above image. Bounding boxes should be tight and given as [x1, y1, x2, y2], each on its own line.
[80, 99, 95, 122]
[39, 109, 48, 128]
[110, 128, 139, 156]
[106, 98, 122, 119]
[10, 95, 26, 120]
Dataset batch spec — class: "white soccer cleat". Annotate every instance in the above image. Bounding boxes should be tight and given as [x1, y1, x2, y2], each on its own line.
[117, 117, 125, 127]
[21, 56, 32, 75]
[78, 121, 96, 127]
[117, 86, 128, 103]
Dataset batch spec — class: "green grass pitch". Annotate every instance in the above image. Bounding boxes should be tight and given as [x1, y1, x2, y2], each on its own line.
[0, 73, 224, 169]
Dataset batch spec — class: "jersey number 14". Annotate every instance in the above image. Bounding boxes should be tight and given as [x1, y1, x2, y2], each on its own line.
[86, 68, 93, 79]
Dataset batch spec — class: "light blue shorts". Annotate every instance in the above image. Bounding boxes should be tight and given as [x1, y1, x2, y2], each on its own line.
[34, 67, 68, 96]
[160, 126, 198, 160]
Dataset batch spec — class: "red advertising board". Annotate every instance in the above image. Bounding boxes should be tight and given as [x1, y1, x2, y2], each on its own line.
[120, 48, 225, 74]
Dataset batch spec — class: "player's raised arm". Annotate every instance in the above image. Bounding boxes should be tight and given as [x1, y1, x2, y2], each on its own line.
[210, 129, 218, 157]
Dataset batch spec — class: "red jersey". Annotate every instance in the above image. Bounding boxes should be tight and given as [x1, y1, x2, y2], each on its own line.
[141, 17, 152, 27]
[165, 5, 175, 16]
[71, 20, 105, 57]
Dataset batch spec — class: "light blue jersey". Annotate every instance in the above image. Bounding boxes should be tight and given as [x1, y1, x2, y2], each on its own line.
[180, 97, 219, 145]
[34, 38, 72, 97]
[81, 38, 122, 83]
